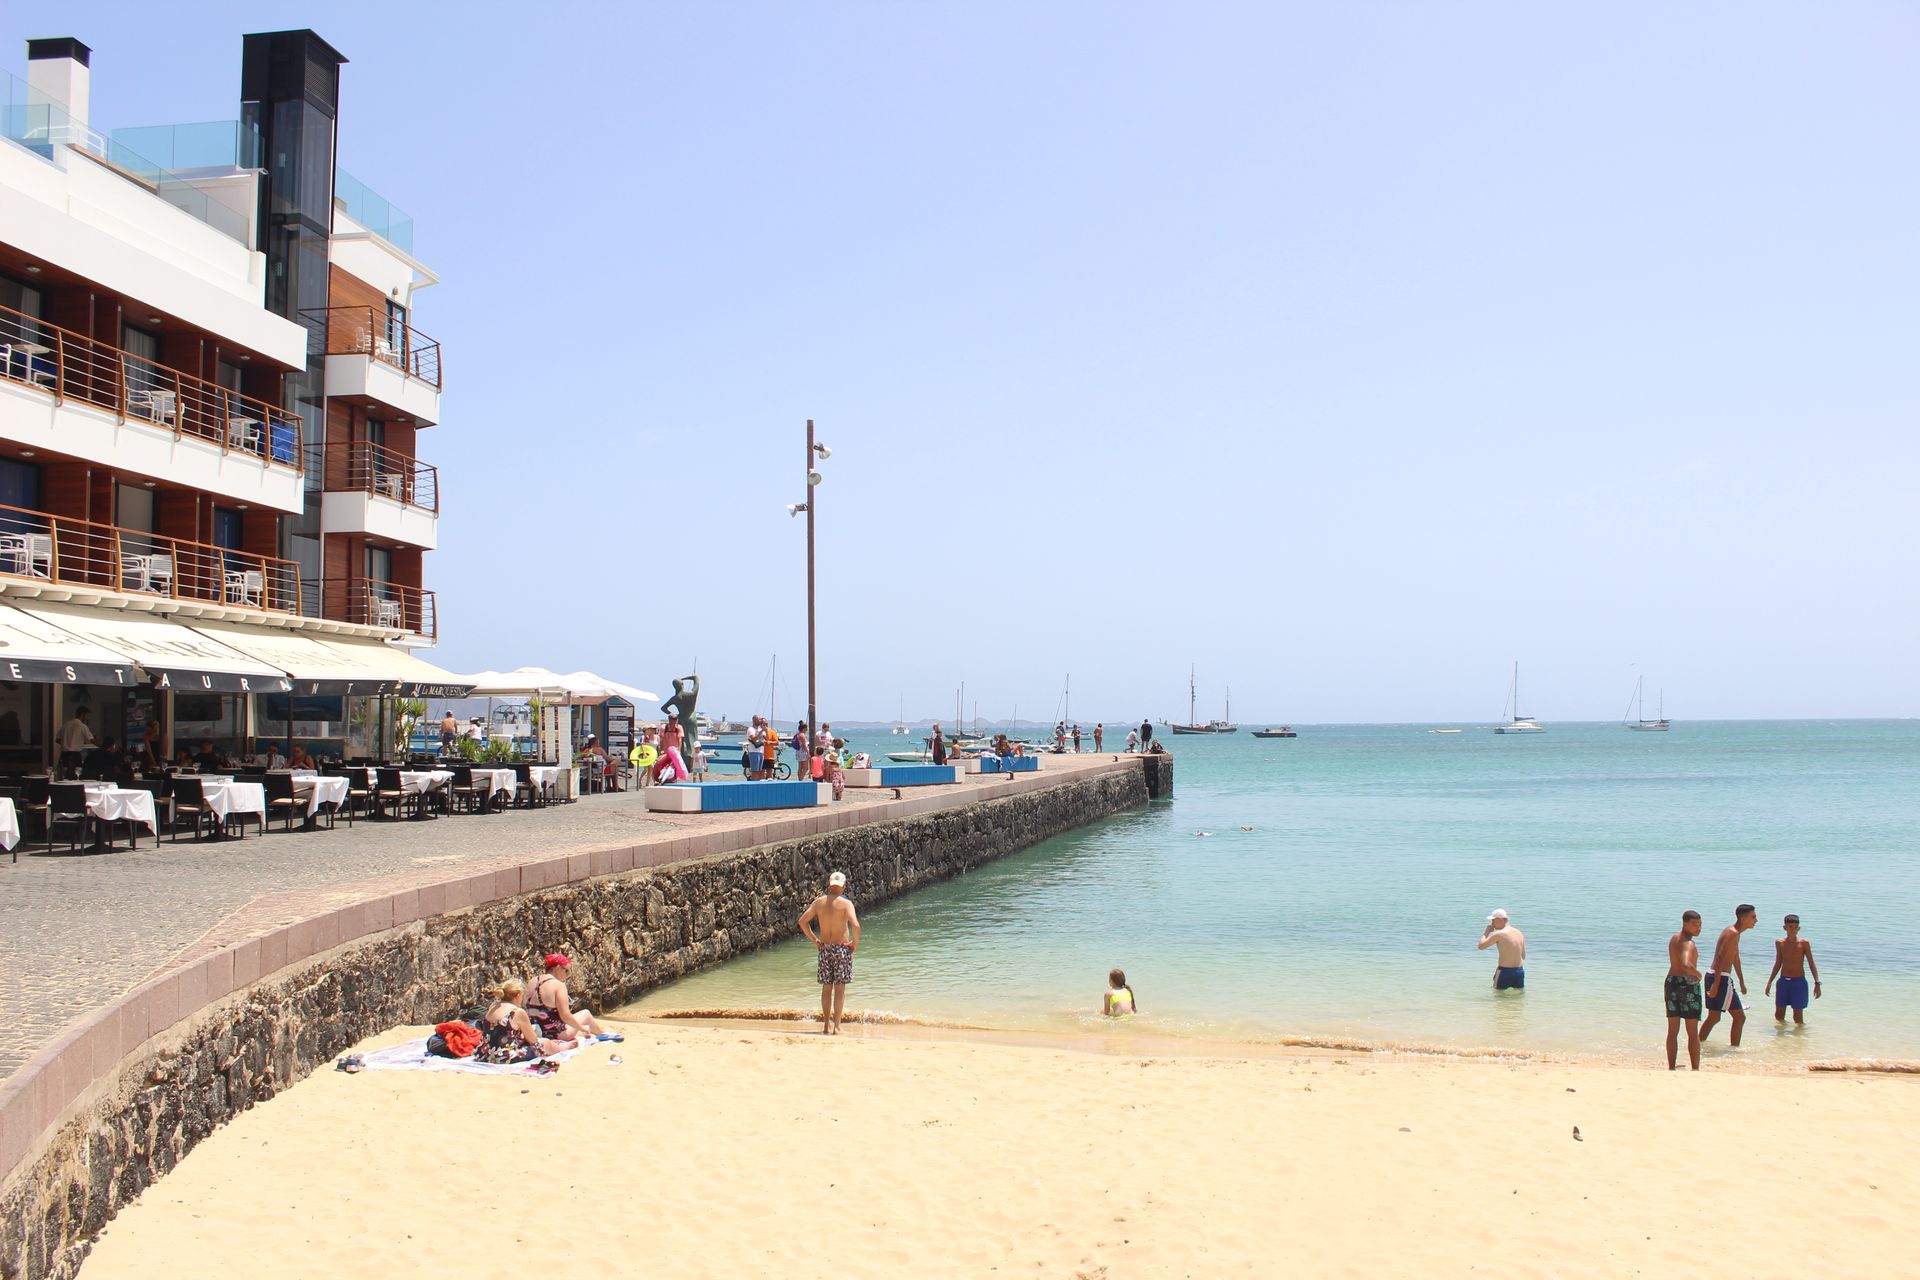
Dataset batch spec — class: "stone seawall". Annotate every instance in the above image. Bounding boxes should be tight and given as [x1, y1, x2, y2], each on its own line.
[0, 757, 1167, 1280]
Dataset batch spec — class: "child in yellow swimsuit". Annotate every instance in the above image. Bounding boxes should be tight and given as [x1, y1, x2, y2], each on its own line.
[1103, 968, 1138, 1017]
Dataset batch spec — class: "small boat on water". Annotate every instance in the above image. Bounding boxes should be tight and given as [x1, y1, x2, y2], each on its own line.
[1253, 726, 1297, 739]
[1623, 676, 1670, 732]
[1169, 666, 1239, 734]
[886, 749, 932, 763]
[1430, 728, 1464, 734]
[1492, 661, 1545, 734]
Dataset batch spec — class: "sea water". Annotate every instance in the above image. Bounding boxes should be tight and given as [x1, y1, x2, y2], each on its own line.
[621, 721, 1920, 1063]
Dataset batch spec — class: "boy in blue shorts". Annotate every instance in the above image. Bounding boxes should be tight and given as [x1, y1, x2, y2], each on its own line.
[1764, 914, 1822, 1025]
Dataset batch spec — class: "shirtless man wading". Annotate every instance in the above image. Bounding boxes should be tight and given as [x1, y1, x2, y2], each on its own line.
[799, 871, 861, 1035]
[1476, 908, 1526, 990]
[1665, 910, 1705, 1070]
[1700, 904, 1758, 1047]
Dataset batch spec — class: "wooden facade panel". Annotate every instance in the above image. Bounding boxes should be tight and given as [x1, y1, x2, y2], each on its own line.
[327, 265, 389, 315]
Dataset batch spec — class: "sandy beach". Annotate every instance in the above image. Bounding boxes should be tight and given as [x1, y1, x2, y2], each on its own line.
[80, 1019, 1920, 1279]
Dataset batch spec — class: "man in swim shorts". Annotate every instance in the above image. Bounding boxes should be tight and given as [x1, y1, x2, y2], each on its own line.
[1764, 913, 1822, 1026]
[1700, 904, 1757, 1047]
[1476, 908, 1527, 990]
[799, 871, 861, 1035]
[1665, 910, 1705, 1070]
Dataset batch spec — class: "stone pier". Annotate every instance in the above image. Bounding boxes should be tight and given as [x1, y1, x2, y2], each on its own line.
[0, 752, 1170, 1280]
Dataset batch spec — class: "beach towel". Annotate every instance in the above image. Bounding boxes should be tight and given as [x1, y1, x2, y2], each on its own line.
[356, 1036, 598, 1076]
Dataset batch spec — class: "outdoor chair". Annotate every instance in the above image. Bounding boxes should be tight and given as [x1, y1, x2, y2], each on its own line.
[168, 777, 214, 842]
[264, 771, 302, 832]
[510, 762, 540, 809]
[448, 765, 479, 815]
[46, 782, 90, 853]
[20, 776, 51, 850]
[373, 767, 410, 820]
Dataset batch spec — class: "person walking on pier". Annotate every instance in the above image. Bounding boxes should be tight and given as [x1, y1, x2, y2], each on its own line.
[1140, 717, 1153, 755]
[1094, 724, 1104, 751]
[1072, 724, 1082, 752]
[931, 722, 947, 766]
[800, 871, 861, 1035]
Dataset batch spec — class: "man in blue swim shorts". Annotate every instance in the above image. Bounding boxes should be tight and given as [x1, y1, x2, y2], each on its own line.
[1477, 908, 1526, 991]
[1764, 913, 1822, 1026]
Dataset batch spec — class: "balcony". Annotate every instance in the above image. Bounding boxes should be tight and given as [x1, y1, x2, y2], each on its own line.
[314, 441, 440, 550]
[0, 501, 301, 615]
[0, 302, 306, 511]
[321, 578, 436, 641]
[302, 306, 442, 427]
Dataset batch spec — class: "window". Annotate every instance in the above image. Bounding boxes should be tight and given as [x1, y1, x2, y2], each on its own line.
[384, 300, 406, 358]
[365, 544, 391, 584]
[213, 508, 244, 550]
[123, 324, 161, 396]
[116, 485, 155, 533]
[0, 459, 42, 512]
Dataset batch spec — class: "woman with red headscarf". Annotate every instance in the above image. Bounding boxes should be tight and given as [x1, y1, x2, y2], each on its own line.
[525, 954, 622, 1044]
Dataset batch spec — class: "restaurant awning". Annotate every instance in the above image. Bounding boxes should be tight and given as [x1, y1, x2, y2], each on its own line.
[0, 603, 141, 685]
[16, 604, 290, 693]
[184, 622, 475, 698]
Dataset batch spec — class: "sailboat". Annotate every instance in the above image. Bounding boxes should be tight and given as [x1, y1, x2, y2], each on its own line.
[1170, 666, 1239, 734]
[891, 694, 909, 735]
[1492, 661, 1544, 734]
[1623, 676, 1670, 732]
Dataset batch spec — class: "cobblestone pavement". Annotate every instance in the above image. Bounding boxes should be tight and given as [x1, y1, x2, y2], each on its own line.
[0, 759, 1124, 1079]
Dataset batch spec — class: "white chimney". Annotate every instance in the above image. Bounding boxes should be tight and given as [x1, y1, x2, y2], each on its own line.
[27, 38, 91, 144]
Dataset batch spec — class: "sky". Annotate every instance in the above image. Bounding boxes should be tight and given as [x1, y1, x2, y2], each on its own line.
[11, 2, 1917, 724]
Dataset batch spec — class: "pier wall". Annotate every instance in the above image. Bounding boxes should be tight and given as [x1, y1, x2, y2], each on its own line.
[0, 755, 1169, 1280]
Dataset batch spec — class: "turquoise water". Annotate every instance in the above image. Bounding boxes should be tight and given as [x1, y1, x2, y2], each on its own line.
[624, 722, 1920, 1063]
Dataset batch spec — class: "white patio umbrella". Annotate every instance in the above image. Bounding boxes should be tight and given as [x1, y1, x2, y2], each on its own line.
[556, 670, 659, 706]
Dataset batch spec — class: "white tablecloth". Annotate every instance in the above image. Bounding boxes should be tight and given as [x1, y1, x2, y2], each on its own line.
[82, 784, 158, 834]
[528, 766, 560, 789]
[292, 774, 350, 817]
[469, 767, 518, 799]
[201, 779, 267, 823]
[398, 770, 453, 796]
[0, 796, 18, 851]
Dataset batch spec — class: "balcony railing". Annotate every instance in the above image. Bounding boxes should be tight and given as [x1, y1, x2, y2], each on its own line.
[315, 441, 439, 513]
[0, 303, 303, 471]
[0, 502, 301, 614]
[301, 306, 442, 390]
[321, 578, 437, 640]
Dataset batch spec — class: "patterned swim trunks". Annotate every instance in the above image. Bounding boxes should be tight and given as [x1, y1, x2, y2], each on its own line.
[817, 943, 854, 986]
[1665, 973, 1703, 1019]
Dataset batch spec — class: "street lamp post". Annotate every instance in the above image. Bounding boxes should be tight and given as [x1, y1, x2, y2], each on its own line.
[789, 420, 832, 746]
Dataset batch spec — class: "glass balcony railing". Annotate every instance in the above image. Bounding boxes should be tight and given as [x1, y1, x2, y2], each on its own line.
[109, 119, 262, 171]
[1, 69, 251, 243]
[334, 168, 414, 253]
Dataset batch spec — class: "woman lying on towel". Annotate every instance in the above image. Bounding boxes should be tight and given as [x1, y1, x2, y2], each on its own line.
[479, 978, 570, 1064]
[527, 954, 623, 1045]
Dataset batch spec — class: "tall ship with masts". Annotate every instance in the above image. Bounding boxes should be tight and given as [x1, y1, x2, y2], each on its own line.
[1169, 666, 1239, 734]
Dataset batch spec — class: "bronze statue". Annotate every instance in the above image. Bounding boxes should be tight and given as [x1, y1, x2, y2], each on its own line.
[661, 674, 700, 752]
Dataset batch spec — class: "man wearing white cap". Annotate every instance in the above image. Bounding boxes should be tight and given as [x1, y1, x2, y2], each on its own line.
[799, 871, 861, 1035]
[1477, 909, 1527, 990]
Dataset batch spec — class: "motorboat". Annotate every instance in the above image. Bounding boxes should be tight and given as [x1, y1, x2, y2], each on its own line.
[1252, 726, 1297, 739]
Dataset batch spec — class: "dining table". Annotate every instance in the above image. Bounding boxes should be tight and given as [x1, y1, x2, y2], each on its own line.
[291, 772, 350, 820]
[82, 783, 159, 847]
[198, 777, 267, 832]
[468, 767, 518, 810]
[0, 796, 18, 853]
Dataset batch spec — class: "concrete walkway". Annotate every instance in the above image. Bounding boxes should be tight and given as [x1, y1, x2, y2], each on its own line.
[0, 755, 1132, 1080]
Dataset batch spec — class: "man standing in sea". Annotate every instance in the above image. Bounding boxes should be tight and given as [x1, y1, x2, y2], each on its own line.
[1666, 910, 1705, 1070]
[1476, 909, 1526, 990]
[1699, 904, 1757, 1047]
[799, 871, 860, 1035]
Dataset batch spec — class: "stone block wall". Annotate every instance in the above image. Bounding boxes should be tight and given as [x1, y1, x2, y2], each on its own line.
[0, 763, 1162, 1280]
